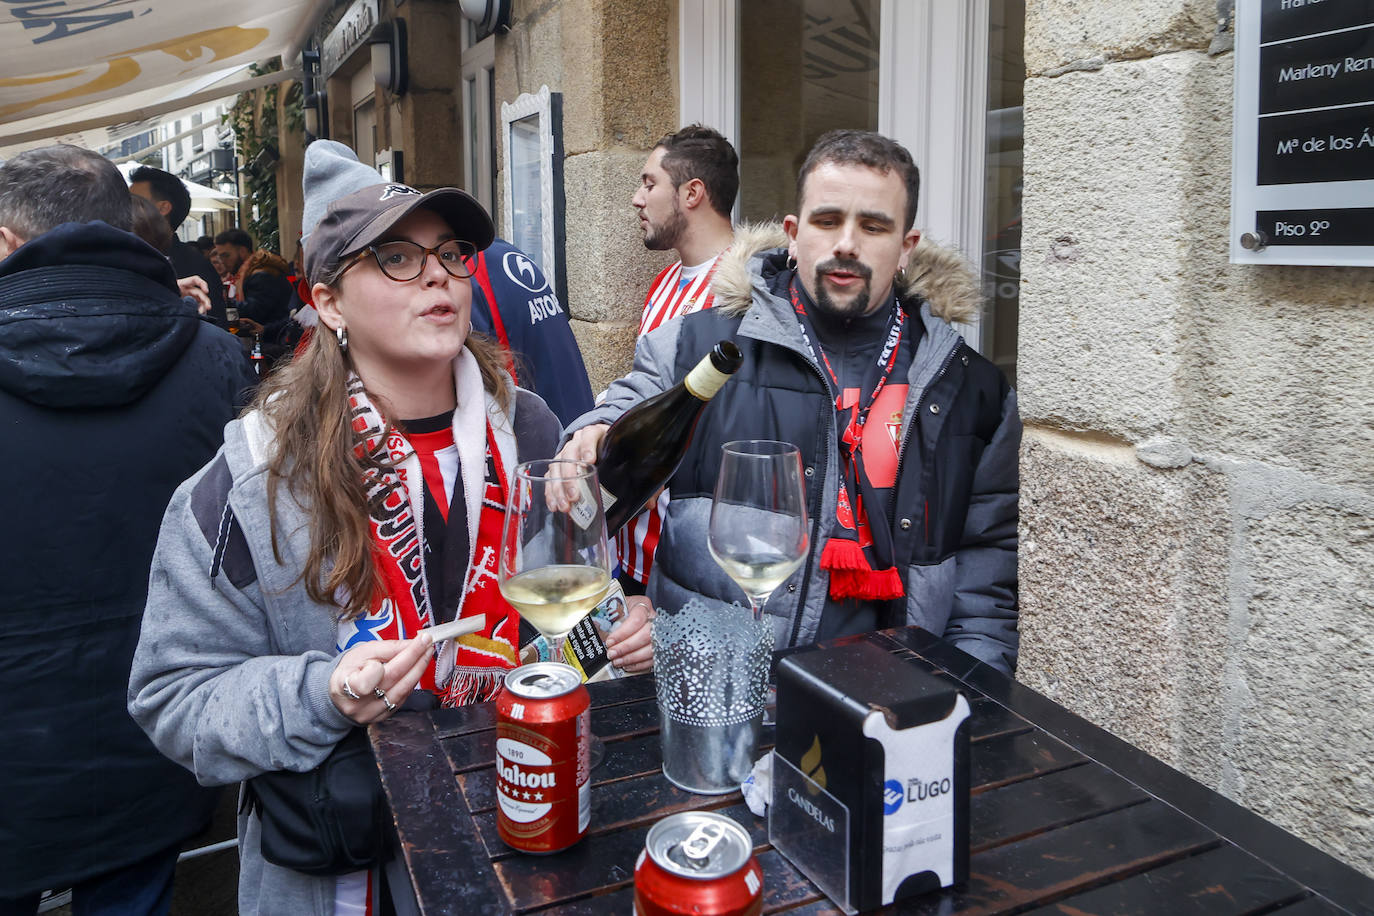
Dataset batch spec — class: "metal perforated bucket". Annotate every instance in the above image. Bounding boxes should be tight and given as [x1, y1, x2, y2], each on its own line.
[652, 597, 772, 794]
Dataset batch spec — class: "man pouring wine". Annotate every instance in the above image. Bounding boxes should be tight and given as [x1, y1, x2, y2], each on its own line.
[559, 130, 1022, 675]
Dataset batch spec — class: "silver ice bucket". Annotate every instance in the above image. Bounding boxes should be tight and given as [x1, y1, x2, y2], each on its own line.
[653, 597, 772, 795]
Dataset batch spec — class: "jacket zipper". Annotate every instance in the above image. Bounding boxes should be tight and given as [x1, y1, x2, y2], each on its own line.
[892, 341, 961, 567]
[786, 355, 834, 648]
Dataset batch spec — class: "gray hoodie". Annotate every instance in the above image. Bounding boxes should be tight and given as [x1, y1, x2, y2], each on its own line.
[129, 357, 559, 916]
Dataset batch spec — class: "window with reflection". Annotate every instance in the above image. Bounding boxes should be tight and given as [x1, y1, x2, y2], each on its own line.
[738, 0, 881, 223]
[981, 0, 1023, 384]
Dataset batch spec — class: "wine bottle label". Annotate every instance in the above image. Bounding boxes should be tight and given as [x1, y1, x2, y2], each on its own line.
[599, 485, 617, 510]
[569, 479, 598, 530]
[683, 358, 732, 401]
[518, 581, 629, 683]
[564, 581, 629, 683]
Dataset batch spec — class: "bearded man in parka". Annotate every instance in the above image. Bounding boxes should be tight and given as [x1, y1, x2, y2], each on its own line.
[561, 130, 1020, 675]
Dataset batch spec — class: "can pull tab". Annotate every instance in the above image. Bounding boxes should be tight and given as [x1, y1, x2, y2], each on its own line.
[678, 822, 726, 869]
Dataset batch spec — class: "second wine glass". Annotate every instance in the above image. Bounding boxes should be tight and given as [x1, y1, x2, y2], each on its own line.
[707, 440, 809, 620]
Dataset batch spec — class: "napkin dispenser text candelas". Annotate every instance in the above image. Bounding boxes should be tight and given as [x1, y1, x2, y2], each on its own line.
[770, 641, 970, 912]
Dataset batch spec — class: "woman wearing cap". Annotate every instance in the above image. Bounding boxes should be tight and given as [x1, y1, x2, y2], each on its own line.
[128, 143, 653, 916]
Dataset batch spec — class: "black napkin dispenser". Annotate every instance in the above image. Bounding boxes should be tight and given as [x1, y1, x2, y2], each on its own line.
[769, 640, 970, 912]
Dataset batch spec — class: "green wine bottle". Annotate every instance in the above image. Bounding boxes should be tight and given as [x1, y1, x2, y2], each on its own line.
[597, 340, 743, 535]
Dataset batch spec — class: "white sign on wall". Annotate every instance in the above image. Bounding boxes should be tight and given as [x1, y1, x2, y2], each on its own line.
[1230, 0, 1374, 266]
[320, 0, 379, 78]
[500, 85, 567, 309]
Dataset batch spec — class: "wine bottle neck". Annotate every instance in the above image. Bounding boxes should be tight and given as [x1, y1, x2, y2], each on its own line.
[683, 357, 732, 401]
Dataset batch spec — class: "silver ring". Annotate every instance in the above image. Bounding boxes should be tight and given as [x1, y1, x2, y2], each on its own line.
[342, 677, 361, 701]
[375, 687, 395, 711]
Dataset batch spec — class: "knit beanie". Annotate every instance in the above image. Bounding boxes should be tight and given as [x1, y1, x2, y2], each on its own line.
[300, 140, 386, 246]
[300, 141, 494, 284]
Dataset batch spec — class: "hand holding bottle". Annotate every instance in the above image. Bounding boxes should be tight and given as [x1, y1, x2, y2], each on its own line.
[546, 437, 608, 514]
[573, 341, 743, 536]
[557, 423, 610, 465]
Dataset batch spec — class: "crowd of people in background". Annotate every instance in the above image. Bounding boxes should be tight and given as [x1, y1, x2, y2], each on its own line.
[0, 124, 1018, 915]
[121, 162, 596, 397]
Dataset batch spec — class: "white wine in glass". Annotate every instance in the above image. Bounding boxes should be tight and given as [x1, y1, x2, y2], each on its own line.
[499, 459, 612, 767]
[707, 440, 809, 620]
[499, 564, 610, 643]
[499, 459, 612, 663]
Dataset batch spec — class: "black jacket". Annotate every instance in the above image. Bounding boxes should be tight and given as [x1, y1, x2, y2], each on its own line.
[240, 264, 302, 359]
[168, 236, 227, 326]
[0, 221, 255, 895]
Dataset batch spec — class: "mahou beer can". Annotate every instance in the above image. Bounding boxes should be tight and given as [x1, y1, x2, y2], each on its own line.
[495, 662, 590, 853]
[634, 812, 763, 915]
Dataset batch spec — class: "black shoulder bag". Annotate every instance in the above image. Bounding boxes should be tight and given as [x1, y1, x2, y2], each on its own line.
[241, 728, 391, 876]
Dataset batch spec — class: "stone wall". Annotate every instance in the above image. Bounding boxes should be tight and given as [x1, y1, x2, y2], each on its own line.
[1018, 1, 1374, 874]
[317, 1, 463, 193]
[274, 82, 305, 262]
[391, 0, 463, 191]
[496, 0, 679, 392]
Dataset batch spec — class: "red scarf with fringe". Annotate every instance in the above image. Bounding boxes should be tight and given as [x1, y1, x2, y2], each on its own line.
[788, 279, 906, 601]
[338, 375, 521, 707]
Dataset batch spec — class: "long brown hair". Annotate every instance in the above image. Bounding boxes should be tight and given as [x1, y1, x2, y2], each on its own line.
[254, 309, 512, 621]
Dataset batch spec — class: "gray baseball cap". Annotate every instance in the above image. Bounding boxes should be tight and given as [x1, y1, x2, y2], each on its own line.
[303, 181, 494, 285]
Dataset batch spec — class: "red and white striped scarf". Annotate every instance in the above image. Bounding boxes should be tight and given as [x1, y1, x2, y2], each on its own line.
[338, 373, 522, 707]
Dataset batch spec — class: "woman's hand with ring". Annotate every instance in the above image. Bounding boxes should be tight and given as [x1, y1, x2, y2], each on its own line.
[604, 595, 655, 674]
[330, 633, 433, 724]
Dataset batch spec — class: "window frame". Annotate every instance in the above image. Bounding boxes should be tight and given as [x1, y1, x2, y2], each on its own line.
[678, 0, 998, 349]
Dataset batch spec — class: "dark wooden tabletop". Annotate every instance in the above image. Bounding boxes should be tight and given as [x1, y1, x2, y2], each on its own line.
[371, 627, 1374, 915]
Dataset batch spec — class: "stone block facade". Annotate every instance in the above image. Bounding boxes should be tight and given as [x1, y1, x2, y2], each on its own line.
[498, 0, 678, 386]
[1019, 4, 1374, 874]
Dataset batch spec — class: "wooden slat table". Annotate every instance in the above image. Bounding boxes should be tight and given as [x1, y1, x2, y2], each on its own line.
[371, 627, 1374, 915]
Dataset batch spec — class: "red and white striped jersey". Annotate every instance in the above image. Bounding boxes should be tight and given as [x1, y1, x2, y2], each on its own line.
[617, 252, 724, 583]
[637, 254, 722, 335]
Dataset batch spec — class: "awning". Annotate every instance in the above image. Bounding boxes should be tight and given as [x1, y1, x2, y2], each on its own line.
[0, 0, 331, 143]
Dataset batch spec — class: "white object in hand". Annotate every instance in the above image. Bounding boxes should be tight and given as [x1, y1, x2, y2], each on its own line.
[421, 616, 486, 643]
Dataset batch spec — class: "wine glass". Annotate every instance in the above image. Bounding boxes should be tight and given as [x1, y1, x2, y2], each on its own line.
[499, 458, 612, 765]
[707, 440, 809, 621]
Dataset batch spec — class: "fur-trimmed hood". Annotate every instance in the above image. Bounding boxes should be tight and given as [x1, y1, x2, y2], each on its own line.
[710, 222, 983, 325]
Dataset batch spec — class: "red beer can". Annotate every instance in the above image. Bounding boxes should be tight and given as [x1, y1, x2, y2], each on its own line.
[634, 812, 763, 915]
[495, 662, 590, 853]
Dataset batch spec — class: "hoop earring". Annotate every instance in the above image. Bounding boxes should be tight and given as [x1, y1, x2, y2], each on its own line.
[336, 326, 348, 352]
[786, 253, 797, 271]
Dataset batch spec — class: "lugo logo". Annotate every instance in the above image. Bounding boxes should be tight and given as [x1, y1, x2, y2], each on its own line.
[883, 779, 903, 815]
[906, 776, 952, 802]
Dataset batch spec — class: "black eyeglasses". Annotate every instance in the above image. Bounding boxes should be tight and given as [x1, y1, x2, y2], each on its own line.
[340, 239, 477, 282]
